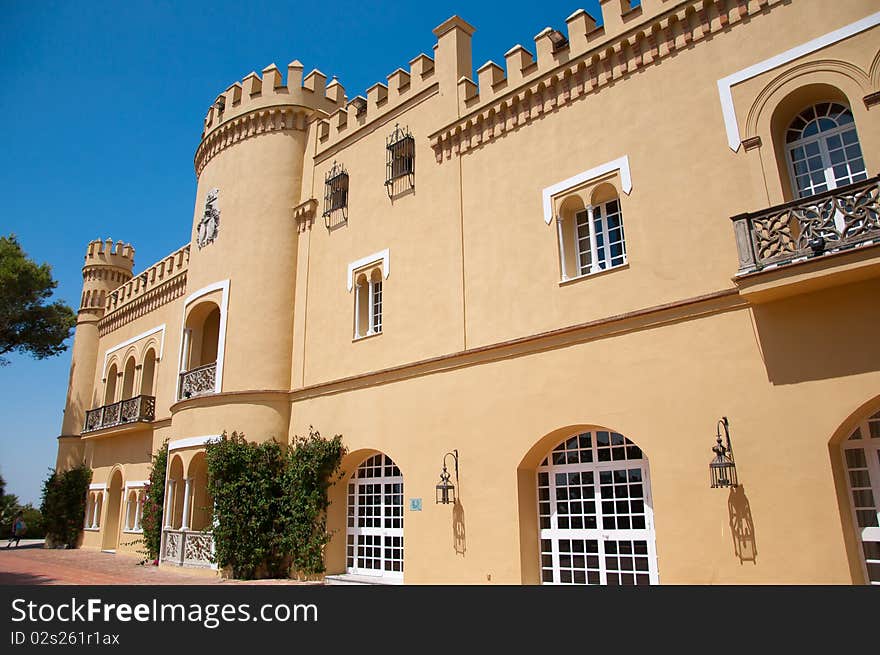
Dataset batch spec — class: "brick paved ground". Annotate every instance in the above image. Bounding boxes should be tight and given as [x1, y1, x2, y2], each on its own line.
[0, 541, 318, 585]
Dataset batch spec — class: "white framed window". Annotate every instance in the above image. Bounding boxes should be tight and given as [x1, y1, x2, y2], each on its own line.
[346, 454, 403, 579]
[571, 198, 626, 276]
[348, 251, 389, 340]
[537, 430, 658, 585]
[842, 410, 880, 585]
[85, 490, 104, 530]
[786, 102, 867, 199]
[124, 487, 145, 533]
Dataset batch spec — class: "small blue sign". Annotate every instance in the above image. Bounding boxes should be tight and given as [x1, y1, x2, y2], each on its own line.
[409, 498, 422, 511]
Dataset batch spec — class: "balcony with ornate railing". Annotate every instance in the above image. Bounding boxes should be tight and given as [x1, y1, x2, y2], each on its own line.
[160, 529, 214, 568]
[83, 395, 155, 433]
[731, 175, 880, 277]
[178, 362, 217, 400]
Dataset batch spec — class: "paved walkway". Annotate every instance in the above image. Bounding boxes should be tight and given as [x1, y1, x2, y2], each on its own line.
[0, 541, 317, 585]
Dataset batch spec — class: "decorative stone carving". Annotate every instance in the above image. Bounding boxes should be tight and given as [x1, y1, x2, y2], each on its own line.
[197, 188, 221, 249]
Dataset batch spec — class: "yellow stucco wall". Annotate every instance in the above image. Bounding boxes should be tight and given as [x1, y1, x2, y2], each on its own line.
[56, 0, 880, 583]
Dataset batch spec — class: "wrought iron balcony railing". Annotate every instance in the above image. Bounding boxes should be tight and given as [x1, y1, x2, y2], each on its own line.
[731, 175, 880, 276]
[178, 362, 217, 400]
[83, 395, 156, 433]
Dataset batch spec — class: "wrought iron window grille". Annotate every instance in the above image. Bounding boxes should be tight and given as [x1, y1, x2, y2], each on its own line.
[385, 124, 415, 198]
[323, 161, 349, 227]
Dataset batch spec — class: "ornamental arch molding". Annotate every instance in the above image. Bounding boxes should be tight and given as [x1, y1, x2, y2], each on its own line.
[869, 49, 880, 91]
[744, 60, 871, 143]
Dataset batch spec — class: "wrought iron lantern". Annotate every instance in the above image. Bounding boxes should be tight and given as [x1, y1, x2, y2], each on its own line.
[435, 450, 459, 505]
[709, 416, 738, 489]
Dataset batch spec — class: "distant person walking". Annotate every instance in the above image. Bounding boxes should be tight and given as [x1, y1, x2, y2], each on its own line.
[6, 512, 26, 548]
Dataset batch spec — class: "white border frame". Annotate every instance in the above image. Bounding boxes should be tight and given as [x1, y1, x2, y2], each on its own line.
[101, 325, 165, 379]
[169, 435, 222, 451]
[178, 280, 230, 394]
[542, 156, 632, 224]
[717, 11, 880, 152]
[89, 483, 108, 491]
[347, 249, 390, 292]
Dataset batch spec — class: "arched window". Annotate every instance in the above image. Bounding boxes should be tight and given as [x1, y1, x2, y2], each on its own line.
[346, 453, 403, 579]
[104, 364, 118, 405]
[353, 267, 383, 339]
[557, 183, 627, 281]
[786, 102, 867, 199]
[121, 357, 136, 400]
[537, 430, 658, 585]
[124, 489, 143, 532]
[140, 348, 156, 397]
[841, 410, 880, 585]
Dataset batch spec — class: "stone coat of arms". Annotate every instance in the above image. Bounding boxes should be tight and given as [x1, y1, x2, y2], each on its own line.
[197, 188, 220, 249]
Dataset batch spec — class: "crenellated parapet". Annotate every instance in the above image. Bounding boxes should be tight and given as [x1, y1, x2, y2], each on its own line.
[429, 0, 787, 161]
[80, 239, 135, 312]
[98, 244, 190, 336]
[315, 51, 439, 152]
[194, 62, 347, 176]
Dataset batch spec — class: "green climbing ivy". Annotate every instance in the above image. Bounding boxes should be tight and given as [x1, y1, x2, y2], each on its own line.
[206, 428, 345, 580]
[140, 441, 168, 563]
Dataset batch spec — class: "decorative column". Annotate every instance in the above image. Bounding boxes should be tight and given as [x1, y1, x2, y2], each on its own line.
[367, 279, 375, 335]
[163, 480, 175, 528]
[354, 283, 361, 338]
[181, 477, 193, 531]
[556, 215, 568, 280]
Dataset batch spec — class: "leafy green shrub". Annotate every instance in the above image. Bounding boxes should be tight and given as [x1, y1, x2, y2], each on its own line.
[40, 464, 92, 548]
[206, 428, 345, 580]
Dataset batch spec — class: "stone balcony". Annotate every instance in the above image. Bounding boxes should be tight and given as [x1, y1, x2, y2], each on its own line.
[731, 176, 880, 302]
[83, 395, 156, 434]
[178, 362, 217, 401]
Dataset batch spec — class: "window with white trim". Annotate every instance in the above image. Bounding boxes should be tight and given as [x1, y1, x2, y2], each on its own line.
[124, 488, 144, 532]
[557, 184, 627, 282]
[353, 267, 383, 339]
[842, 410, 880, 585]
[85, 490, 104, 529]
[537, 430, 658, 585]
[786, 102, 867, 199]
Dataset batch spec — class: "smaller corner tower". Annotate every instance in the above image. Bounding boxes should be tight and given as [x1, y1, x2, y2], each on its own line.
[56, 239, 135, 470]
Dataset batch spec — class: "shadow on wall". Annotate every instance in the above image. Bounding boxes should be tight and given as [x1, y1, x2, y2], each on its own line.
[751, 278, 880, 385]
[452, 499, 466, 556]
[728, 485, 757, 565]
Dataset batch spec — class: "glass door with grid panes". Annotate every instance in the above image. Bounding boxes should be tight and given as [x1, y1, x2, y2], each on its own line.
[537, 431, 659, 585]
[346, 454, 403, 580]
[842, 411, 880, 585]
[574, 199, 626, 276]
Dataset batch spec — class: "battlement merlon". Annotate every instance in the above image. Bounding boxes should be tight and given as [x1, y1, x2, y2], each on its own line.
[83, 238, 135, 272]
[201, 60, 346, 137]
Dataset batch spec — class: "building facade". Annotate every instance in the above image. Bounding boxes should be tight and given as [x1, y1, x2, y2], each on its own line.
[55, 0, 880, 584]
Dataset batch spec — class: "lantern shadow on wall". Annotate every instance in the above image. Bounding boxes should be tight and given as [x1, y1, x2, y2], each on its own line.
[728, 485, 758, 564]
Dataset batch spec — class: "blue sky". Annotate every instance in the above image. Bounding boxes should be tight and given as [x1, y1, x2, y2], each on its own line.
[0, 0, 603, 504]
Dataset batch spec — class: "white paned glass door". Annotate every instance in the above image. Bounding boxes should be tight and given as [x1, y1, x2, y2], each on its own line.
[842, 411, 880, 585]
[537, 430, 659, 585]
[346, 453, 403, 579]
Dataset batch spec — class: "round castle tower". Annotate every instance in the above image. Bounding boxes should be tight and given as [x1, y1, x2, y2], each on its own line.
[170, 62, 344, 442]
[57, 239, 134, 468]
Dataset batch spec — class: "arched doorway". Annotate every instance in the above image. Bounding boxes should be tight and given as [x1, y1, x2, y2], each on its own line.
[101, 470, 124, 551]
[345, 453, 403, 579]
[187, 453, 211, 532]
[104, 363, 118, 405]
[180, 302, 221, 399]
[536, 429, 658, 585]
[840, 409, 880, 585]
[121, 357, 136, 399]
